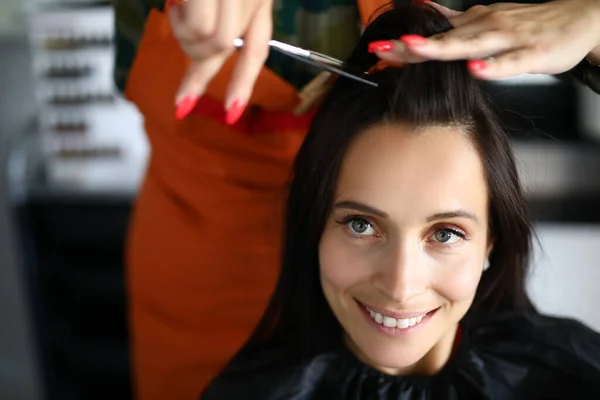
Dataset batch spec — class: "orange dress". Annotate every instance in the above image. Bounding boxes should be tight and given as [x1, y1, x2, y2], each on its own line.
[124, 1, 387, 399]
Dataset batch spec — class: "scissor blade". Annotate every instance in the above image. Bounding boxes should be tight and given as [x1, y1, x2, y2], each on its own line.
[234, 38, 378, 87]
[280, 51, 378, 87]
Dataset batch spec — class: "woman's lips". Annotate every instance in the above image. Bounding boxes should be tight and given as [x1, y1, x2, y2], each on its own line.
[356, 299, 440, 333]
[359, 301, 438, 319]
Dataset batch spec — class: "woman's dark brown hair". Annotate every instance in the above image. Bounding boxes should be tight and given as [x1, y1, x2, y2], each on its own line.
[224, 1, 534, 364]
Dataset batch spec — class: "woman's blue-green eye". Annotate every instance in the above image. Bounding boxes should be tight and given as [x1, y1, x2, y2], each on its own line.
[432, 229, 460, 244]
[348, 218, 375, 235]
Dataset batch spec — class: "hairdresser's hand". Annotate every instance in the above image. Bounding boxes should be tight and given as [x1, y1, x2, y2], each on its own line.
[371, 0, 600, 79]
[168, 0, 273, 121]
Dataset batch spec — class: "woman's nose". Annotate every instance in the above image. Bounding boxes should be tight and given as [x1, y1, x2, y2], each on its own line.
[372, 241, 430, 304]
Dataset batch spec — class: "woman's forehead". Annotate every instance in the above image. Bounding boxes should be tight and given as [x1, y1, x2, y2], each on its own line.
[334, 124, 488, 221]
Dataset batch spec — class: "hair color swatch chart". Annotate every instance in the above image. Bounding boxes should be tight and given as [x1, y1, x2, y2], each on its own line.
[25, 1, 148, 193]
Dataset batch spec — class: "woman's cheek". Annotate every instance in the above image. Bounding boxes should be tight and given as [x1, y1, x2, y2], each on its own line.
[319, 229, 373, 288]
[431, 254, 483, 303]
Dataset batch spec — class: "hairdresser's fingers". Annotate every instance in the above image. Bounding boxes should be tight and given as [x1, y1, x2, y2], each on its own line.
[466, 48, 543, 80]
[214, 0, 242, 54]
[223, 1, 272, 124]
[443, 4, 490, 28]
[372, 29, 511, 64]
[424, 1, 463, 19]
[174, 53, 230, 118]
[169, 0, 240, 60]
[448, 3, 527, 29]
[369, 39, 429, 64]
[371, 3, 529, 65]
[371, 4, 519, 64]
[169, 0, 217, 45]
[401, 29, 517, 62]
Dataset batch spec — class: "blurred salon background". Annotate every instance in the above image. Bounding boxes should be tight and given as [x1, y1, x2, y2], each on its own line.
[0, 0, 599, 399]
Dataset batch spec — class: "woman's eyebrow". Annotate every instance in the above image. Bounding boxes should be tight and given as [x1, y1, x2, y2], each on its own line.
[334, 201, 478, 224]
[427, 210, 479, 224]
[333, 200, 387, 218]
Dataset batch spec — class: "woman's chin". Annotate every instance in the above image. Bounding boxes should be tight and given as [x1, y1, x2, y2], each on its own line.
[353, 342, 430, 376]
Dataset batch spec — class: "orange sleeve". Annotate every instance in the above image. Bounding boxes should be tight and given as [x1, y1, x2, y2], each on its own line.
[357, 0, 394, 28]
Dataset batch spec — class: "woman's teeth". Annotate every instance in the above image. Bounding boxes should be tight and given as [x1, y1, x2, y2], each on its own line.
[367, 308, 425, 329]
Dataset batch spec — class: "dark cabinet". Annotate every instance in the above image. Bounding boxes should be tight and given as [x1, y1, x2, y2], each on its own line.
[15, 195, 133, 400]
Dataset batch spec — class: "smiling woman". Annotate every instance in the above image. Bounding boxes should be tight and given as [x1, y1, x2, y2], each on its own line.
[319, 124, 493, 377]
[200, 3, 600, 399]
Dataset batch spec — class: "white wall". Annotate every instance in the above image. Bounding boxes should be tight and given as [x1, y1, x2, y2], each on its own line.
[528, 223, 600, 332]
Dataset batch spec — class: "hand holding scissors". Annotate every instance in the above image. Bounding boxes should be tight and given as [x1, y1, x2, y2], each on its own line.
[167, 0, 375, 122]
[167, 0, 274, 122]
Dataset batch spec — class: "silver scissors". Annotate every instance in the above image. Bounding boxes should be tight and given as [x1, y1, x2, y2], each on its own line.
[233, 38, 378, 87]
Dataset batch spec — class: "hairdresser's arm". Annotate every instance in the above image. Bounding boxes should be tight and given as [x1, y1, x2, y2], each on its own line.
[167, 0, 273, 116]
[373, 0, 600, 79]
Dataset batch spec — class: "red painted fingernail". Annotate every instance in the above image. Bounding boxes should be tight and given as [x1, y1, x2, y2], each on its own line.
[225, 99, 246, 125]
[368, 41, 395, 53]
[175, 95, 198, 120]
[400, 34, 427, 46]
[467, 60, 488, 71]
[413, 0, 430, 3]
[166, 0, 180, 10]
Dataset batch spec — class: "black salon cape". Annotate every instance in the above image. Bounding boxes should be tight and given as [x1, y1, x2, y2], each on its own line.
[201, 312, 600, 399]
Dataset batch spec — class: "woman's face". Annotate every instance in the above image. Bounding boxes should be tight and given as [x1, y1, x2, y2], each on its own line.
[319, 124, 492, 376]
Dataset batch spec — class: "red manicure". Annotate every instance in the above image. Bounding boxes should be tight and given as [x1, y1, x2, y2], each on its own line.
[225, 99, 247, 125]
[175, 95, 198, 120]
[467, 60, 488, 72]
[400, 34, 427, 46]
[368, 41, 395, 53]
[166, 0, 182, 10]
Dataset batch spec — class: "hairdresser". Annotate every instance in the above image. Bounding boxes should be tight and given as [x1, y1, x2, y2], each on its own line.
[113, 0, 600, 399]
